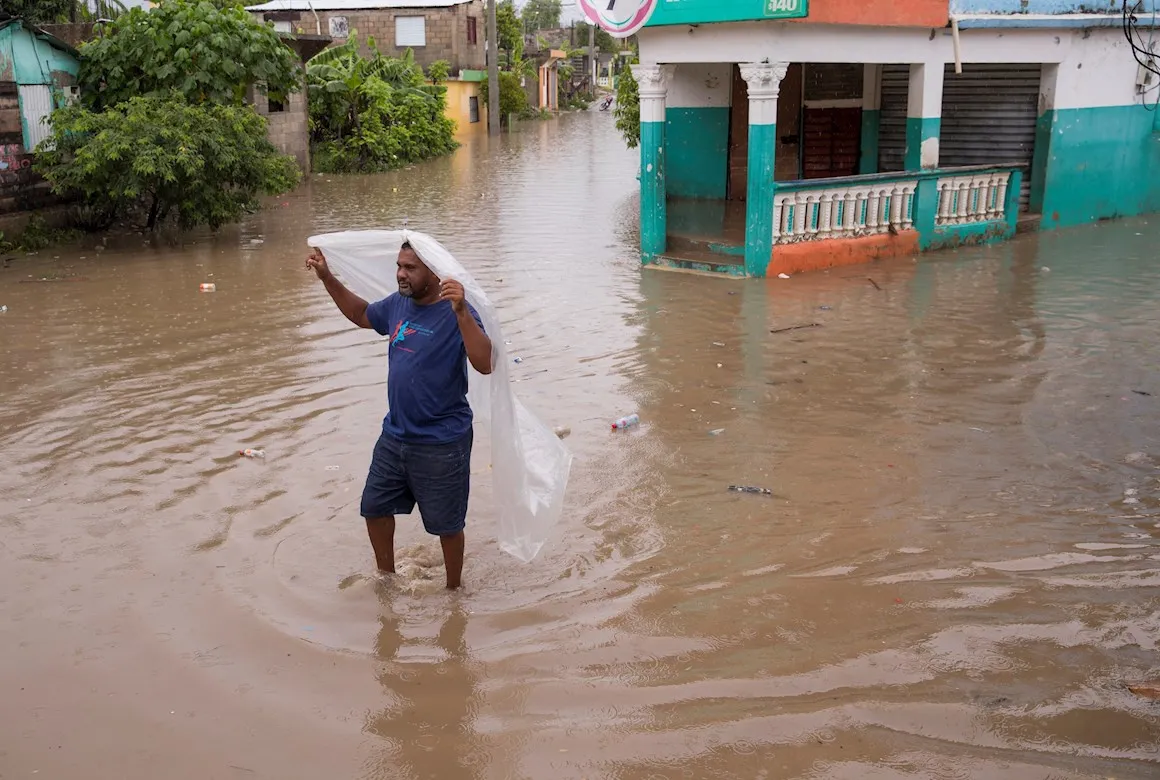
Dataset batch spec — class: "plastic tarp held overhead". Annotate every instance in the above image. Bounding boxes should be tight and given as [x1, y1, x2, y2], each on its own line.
[308, 230, 571, 562]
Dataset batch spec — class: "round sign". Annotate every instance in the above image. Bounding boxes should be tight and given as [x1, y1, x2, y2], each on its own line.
[576, 0, 658, 39]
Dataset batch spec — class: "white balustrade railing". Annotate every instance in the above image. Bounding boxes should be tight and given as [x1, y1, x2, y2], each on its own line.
[934, 172, 1010, 226]
[773, 180, 918, 243]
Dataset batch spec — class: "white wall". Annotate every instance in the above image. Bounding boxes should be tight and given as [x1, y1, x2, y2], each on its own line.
[666, 63, 733, 109]
[641, 23, 1148, 111]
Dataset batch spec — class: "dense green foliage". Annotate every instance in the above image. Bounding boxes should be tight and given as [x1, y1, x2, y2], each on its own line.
[37, 96, 300, 231]
[521, 0, 561, 31]
[480, 71, 529, 124]
[427, 59, 450, 84]
[615, 64, 640, 149]
[307, 38, 456, 173]
[77, 0, 300, 110]
[495, 0, 522, 53]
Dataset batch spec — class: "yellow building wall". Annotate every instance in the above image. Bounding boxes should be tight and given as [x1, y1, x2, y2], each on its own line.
[443, 79, 487, 136]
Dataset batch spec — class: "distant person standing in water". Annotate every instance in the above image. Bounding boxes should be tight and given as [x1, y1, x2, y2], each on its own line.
[306, 241, 492, 589]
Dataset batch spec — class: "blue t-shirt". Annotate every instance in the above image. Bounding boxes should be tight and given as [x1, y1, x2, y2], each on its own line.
[366, 294, 484, 444]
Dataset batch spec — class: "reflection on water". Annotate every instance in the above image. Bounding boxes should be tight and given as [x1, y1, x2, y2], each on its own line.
[1, 111, 1158, 779]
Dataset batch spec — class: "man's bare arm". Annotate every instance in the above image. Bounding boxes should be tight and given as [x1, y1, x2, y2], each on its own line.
[456, 308, 493, 375]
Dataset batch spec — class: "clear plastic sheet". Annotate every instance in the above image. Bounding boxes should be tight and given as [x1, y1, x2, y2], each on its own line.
[308, 230, 571, 562]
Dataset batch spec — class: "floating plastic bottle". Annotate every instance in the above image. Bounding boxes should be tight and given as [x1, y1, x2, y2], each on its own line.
[611, 414, 640, 431]
[239, 448, 265, 459]
[200, 283, 216, 292]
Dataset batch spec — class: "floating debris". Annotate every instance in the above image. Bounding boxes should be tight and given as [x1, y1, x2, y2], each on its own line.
[770, 323, 821, 335]
[729, 485, 772, 496]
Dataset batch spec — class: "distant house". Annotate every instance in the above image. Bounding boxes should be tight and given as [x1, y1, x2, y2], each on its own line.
[249, 33, 331, 172]
[246, 0, 486, 75]
[0, 17, 80, 215]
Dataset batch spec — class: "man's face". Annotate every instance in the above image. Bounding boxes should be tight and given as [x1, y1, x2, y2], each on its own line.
[397, 246, 435, 298]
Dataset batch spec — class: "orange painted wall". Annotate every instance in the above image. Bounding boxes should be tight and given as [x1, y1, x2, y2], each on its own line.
[792, 0, 949, 28]
[768, 231, 921, 277]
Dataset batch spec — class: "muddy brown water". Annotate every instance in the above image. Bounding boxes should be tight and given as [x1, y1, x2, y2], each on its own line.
[2, 112, 1159, 779]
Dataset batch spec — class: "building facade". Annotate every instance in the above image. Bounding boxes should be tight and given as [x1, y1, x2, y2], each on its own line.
[249, 34, 331, 173]
[0, 18, 80, 217]
[632, 0, 1160, 277]
[248, 0, 486, 74]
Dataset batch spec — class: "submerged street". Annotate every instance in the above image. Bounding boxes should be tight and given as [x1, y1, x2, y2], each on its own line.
[1, 111, 1159, 778]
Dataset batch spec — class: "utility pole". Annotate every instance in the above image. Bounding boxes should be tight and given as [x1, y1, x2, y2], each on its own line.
[587, 20, 596, 91]
[487, 0, 501, 136]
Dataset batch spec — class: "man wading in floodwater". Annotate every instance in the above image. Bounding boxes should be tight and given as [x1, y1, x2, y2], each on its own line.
[306, 242, 492, 590]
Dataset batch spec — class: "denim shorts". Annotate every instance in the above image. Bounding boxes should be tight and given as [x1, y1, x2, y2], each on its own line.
[360, 430, 472, 536]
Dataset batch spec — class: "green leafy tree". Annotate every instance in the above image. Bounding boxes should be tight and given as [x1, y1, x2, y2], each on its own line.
[614, 63, 639, 148]
[479, 71, 529, 125]
[306, 38, 457, 172]
[521, 0, 561, 32]
[77, 0, 300, 110]
[36, 95, 301, 231]
[576, 22, 619, 53]
[427, 59, 450, 84]
[495, 0, 522, 53]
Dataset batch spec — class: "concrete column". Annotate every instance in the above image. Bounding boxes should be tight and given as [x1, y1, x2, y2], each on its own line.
[905, 62, 943, 170]
[632, 63, 674, 261]
[1030, 63, 1058, 214]
[740, 61, 788, 278]
[860, 64, 882, 174]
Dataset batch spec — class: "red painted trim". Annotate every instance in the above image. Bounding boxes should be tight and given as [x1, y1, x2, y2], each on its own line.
[768, 231, 920, 276]
[791, 0, 948, 28]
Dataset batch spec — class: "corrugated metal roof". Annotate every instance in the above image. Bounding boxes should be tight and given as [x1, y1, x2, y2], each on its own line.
[246, 0, 470, 10]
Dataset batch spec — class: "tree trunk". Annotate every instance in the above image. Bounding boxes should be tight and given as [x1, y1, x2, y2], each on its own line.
[146, 193, 161, 231]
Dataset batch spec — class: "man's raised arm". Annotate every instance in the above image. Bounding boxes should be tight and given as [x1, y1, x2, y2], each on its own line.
[306, 249, 372, 329]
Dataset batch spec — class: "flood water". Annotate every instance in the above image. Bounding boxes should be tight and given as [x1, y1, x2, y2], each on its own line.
[2, 111, 1159, 779]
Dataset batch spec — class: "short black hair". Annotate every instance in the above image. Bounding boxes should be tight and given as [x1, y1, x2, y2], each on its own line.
[401, 240, 413, 251]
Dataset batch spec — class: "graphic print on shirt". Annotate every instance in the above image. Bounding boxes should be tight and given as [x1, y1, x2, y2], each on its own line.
[389, 319, 435, 352]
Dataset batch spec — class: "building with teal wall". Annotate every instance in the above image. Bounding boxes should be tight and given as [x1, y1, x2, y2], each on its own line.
[630, 0, 1160, 277]
[0, 17, 80, 154]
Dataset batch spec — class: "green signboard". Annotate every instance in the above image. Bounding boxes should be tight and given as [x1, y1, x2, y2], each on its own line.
[645, 0, 809, 27]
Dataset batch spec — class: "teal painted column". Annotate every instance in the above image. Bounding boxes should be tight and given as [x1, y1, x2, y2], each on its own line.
[860, 64, 881, 174]
[740, 62, 789, 278]
[632, 64, 674, 262]
[904, 63, 943, 171]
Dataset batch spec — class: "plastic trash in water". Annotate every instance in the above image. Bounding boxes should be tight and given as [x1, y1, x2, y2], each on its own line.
[777, 273, 791, 279]
[553, 426, 571, 439]
[612, 414, 640, 431]
[729, 485, 772, 495]
[709, 429, 725, 436]
[513, 357, 523, 364]
[0, 305, 7, 313]
[199, 283, 216, 292]
[239, 448, 266, 459]
[308, 229, 572, 564]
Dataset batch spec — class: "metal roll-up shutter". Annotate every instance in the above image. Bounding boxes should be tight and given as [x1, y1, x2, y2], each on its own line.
[877, 64, 910, 173]
[939, 63, 1040, 209]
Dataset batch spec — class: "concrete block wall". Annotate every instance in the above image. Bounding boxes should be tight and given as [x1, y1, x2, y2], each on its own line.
[297, 1, 485, 74]
[254, 89, 310, 172]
